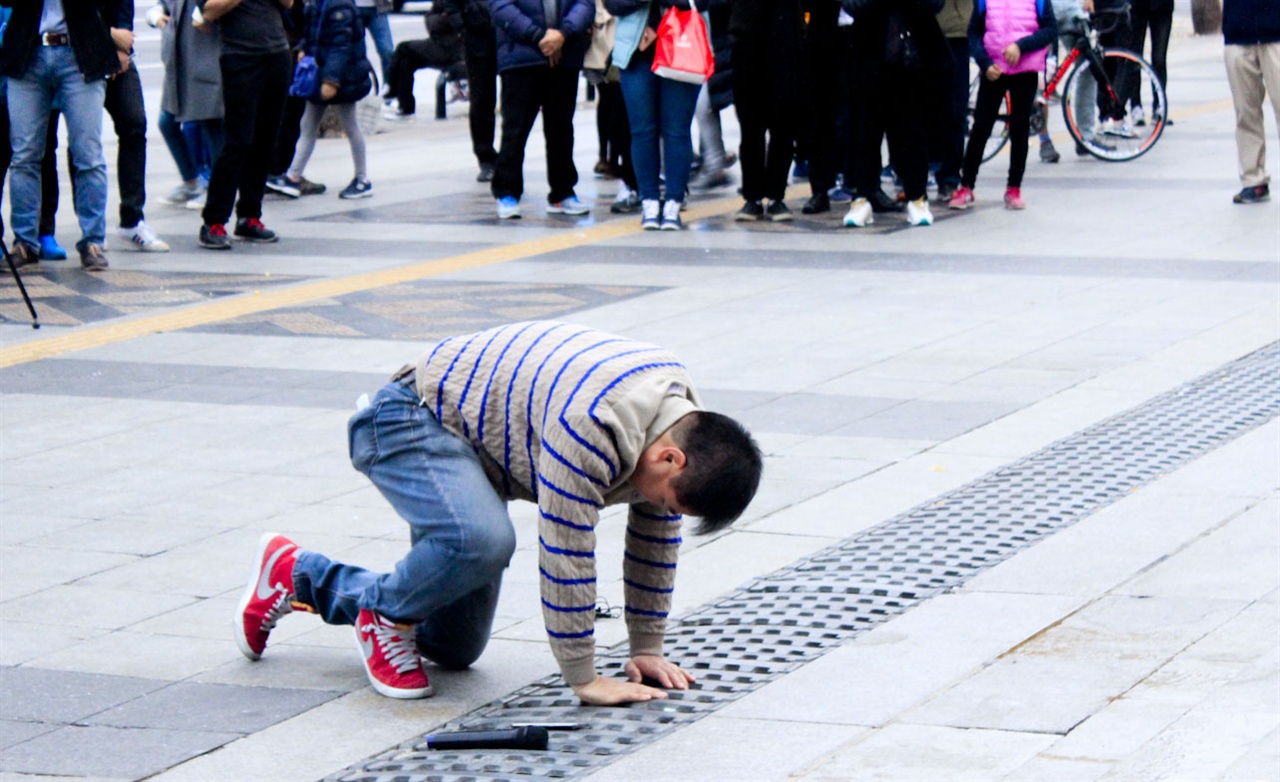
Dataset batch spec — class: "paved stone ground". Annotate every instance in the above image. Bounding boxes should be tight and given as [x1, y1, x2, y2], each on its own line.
[1, 6, 1277, 781]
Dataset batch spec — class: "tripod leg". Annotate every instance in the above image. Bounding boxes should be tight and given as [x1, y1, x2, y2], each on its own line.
[1, 237, 41, 329]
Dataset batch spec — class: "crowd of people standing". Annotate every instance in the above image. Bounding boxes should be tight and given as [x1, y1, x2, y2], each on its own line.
[0, 0, 1275, 270]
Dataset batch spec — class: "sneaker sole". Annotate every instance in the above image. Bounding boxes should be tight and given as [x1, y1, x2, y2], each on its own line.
[547, 208, 590, 215]
[265, 185, 301, 199]
[339, 192, 373, 199]
[769, 214, 794, 222]
[235, 235, 279, 243]
[659, 223, 682, 231]
[234, 532, 282, 661]
[642, 222, 661, 230]
[352, 630, 434, 699]
[200, 241, 232, 250]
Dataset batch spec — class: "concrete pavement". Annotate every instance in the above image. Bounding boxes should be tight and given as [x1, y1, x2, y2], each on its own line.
[1, 6, 1277, 781]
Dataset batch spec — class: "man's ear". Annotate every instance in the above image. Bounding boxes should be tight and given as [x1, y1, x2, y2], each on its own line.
[659, 445, 687, 472]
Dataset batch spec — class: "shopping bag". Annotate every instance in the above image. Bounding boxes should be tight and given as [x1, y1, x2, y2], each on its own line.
[651, 0, 714, 85]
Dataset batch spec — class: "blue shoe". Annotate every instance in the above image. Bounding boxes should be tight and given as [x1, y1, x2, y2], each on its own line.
[39, 234, 67, 261]
[496, 196, 521, 219]
[547, 195, 589, 215]
[791, 158, 810, 182]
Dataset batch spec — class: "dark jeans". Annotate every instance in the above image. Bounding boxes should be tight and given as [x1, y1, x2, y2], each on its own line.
[204, 49, 291, 226]
[270, 94, 306, 177]
[0, 96, 57, 238]
[733, 65, 797, 202]
[934, 37, 970, 187]
[962, 70, 1038, 190]
[1130, 4, 1171, 106]
[159, 110, 224, 182]
[853, 64, 930, 202]
[799, 6, 840, 194]
[597, 80, 636, 190]
[491, 65, 580, 203]
[387, 38, 465, 116]
[462, 27, 498, 166]
[104, 60, 147, 228]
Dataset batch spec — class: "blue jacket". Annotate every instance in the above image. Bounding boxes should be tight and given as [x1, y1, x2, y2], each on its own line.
[490, 0, 595, 72]
[302, 0, 374, 103]
[1223, 0, 1280, 45]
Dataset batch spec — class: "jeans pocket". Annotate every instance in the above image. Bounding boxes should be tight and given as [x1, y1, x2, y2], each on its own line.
[347, 403, 379, 475]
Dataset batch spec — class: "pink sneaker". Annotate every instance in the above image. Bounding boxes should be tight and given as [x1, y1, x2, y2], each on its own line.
[1004, 187, 1026, 210]
[235, 533, 308, 660]
[948, 185, 975, 210]
[354, 608, 433, 699]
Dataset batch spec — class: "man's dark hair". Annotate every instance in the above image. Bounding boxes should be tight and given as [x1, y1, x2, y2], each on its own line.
[670, 411, 763, 534]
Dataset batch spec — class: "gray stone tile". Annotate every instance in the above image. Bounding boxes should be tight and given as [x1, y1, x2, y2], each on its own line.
[0, 721, 59, 752]
[84, 682, 341, 733]
[834, 398, 1023, 441]
[731, 392, 901, 436]
[0, 667, 165, 723]
[0, 724, 239, 779]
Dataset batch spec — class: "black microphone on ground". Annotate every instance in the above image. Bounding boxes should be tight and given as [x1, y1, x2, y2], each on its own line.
[425, 726, 550, 751]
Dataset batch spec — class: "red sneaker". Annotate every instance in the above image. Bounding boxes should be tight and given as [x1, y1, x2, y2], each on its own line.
[354, 608, 433, 699]
[235, 533, 306, 660]
[1004, 187, 1026, 210]
[948, 185, 975, 210]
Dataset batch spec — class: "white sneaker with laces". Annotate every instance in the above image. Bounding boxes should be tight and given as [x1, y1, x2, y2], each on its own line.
[842, 197, 874, 228]
[906, 197, 934, 226]
[660, 199, 683, 230]
[118, 221, 170, 252]
[640, 199, 661, 230]
[1130, 105, 1146, 126]
[1101, 118, 1138, 138]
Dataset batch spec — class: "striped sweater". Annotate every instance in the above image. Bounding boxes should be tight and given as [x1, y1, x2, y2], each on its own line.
[410, 321, 701, 685]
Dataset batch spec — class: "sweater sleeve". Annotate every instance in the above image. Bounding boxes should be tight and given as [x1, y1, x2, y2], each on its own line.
[1014, 0, 1056, 54]
[968, 3, 991, 69]
[536, 417, 617, 686]
[623, 503, 681, 659]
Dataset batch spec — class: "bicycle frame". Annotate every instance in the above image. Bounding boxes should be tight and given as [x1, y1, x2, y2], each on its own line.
[1045, 37, 1122, 109]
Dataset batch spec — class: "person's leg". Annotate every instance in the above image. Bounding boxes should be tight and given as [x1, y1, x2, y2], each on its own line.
[491, 67, 540, 201]
[1148, 8, 1172, 109]
[1224, 44, 1269, 188]
[293, 382, 516, 633]
[618, 61, 662, 202]
[0, 93, 10, 235]
[6, 52, 58, 250]
[884, 68, 928, 202]
[39, 114, 60, 240]
[959, 74, 1007, 190]
[413, 579, 504, 669]
[938, 37, 969, 190]
[541, 67, 581, 204]
[693, 84, 725, 176]
[733, 67, 766, 203]
[655, 78, 701, 203]
[463, 31, 498, 167]
[286, 101, 326, 181]
[159, 110, 199, 182]
[1004, 72, 1039, 188]
[269, 95, 306, 177]
[362, 8, 397, 87]
[1129, 2, 1150, 110]
[389, 39, 433, 115]
[52, 51, 109, 252]
[104, 61, 148, 229]
[205, 55, 261, 226]
[235, 50, 292, 223]
[762, 98, 797, 202]
[337, 102, 369, 181]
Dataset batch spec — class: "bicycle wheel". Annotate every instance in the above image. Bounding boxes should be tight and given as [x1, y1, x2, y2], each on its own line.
[1062, 48, 1167, 161]
[970, 72, 1013, 163]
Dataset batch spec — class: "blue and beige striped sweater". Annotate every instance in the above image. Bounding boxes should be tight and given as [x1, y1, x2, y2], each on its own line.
[410, 321, 701, 685]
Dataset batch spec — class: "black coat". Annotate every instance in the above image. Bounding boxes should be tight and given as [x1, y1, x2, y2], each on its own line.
[0, 0, 126, 81]
[841, 0, 948, 82]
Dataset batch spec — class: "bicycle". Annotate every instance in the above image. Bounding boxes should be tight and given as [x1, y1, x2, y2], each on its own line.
[972, 7, 1167, 163]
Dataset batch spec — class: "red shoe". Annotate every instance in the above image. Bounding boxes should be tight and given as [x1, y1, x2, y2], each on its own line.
[235, 533, 306, 660]
[948, 185, 975, 210]
[354, 608, 433, 699]
[1004, 187, 1026, 210]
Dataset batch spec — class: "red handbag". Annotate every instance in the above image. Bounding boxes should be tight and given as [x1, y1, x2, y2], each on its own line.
[651, 0, 715, 84]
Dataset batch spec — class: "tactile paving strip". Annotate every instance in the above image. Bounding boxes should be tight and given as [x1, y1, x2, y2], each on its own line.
[327, 341, 1280, 782]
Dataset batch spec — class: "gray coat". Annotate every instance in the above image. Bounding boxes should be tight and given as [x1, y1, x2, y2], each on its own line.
[157, 0, 224, 121]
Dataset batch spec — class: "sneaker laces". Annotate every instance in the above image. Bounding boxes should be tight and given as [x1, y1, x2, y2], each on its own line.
[208, 223, 228, 237]
[364, 619, 421, 675]
[245, 218, 266, 230]
[257, 587, 295, 633]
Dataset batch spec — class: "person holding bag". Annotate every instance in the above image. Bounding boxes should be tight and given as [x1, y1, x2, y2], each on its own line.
[605, 0, 709, 229]
[276, 0, 376, 199]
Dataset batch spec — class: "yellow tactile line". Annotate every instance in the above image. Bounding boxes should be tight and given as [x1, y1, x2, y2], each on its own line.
[0, 195, 741, 369]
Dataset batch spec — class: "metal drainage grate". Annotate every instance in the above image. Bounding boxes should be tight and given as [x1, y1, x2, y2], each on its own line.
[328, 342, 1280, 782]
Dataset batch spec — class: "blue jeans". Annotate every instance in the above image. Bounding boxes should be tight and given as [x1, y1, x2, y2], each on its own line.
[293, 380, 517, 669]
[618, 60, 701, 202]
[159, 111, 224, 184]
[7, 46, 107, 249]
[359, 7, 396, 88]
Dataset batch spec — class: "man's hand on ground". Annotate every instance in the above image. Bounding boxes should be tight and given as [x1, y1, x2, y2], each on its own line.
[570, 656, 697, 705]
[626, 654, 696, 690]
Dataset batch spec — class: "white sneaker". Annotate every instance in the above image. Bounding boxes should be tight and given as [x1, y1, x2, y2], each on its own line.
[842, 197, 874, 228]
[640, 199, 661, 230]
[660, 199, 683, 230]
[118, 221, 170, 252]
[1130, 104, 1146, 126]
[906, 197, 933, 226]
[1101, 118, 1138, 138]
